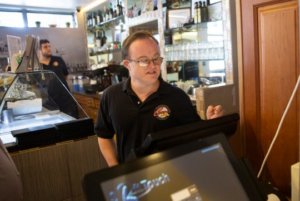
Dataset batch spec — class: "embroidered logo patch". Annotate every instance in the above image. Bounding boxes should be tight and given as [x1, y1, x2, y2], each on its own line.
[53, 61, 59, 67]
[153, 105, 171, 120]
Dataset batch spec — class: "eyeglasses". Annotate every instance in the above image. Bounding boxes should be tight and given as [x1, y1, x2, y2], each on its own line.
[128, 56, 164, 67]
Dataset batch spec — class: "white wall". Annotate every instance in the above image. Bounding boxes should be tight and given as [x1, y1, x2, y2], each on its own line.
[0, 11, 88, 69]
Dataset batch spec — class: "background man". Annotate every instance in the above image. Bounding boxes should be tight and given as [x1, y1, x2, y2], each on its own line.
[39, 39, 69, 89]
[39, 39, 78, 117]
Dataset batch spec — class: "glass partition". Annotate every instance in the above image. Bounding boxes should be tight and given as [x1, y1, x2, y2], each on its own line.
[0, 71, 88, 139]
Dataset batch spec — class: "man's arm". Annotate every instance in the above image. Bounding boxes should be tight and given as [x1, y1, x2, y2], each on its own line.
[58, 57, 69, 77]
[97, 137, 119, 167]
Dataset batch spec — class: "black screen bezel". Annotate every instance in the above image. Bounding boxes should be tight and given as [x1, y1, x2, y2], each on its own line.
[135, 113, 239, 156]
[83, 133, 265, 201]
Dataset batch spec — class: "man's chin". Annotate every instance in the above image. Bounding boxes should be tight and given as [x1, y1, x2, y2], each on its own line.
[146, 76, 160, 85]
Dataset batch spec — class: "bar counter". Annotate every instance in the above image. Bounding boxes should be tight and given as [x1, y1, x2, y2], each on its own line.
[72, 91, 101, 122]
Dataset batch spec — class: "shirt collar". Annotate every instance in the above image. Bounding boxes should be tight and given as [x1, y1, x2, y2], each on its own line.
[122, 77, 170, 95]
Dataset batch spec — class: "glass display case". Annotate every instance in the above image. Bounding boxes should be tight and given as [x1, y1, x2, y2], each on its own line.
[0, 71, 94, 151]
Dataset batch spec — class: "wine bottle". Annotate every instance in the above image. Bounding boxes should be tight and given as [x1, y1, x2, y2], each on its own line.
[194, 2, 198, 24]
[96, 11, 100, 25]
[113, 5, 117, 18]
[197, 1, 202, 23]
[118, 1, 123, 16]
[106, 7, 110, 21]
[101, 30, 107, 47]
[91, 12, 96, 26]
[94, 12, 98, 25]
[104, 7, 109, 21]
[116, 3, 120, 16]
[87, 14, 92, 27]
[201, 1, 209, 22]
[99, 10, 103, 23]
[109, 3, 113, 20]
[96, 31, 101, 48]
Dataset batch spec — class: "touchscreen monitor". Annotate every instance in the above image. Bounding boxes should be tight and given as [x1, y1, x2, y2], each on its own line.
[83, 133, 265, 201]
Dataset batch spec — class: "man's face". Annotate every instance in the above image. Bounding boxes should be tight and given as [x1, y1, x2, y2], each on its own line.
[124, 38, 161, 87]
[40, 42, 52, 58]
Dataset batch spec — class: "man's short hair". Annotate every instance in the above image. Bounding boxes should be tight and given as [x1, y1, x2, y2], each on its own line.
[39, 39, 50, 48]
[122, 31, 159, 59]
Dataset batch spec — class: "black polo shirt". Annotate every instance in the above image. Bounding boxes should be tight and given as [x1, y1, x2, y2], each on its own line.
[42, 55, 69, 88]
[95, 78, 201, 163]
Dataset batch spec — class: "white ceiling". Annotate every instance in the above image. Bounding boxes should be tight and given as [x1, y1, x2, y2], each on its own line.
[0, 0, 98, 11]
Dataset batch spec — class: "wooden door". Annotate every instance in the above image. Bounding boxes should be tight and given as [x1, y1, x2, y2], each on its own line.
[240, 0, 299, 195]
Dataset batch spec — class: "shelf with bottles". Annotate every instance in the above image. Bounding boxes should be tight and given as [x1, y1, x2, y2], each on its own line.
[165, 0, 221, 30]
[87, 15, 125, 31]
[164, 1, 224, 61]
[191, 0, 222, 24]
[86, 0, 124, 29]
[85, 2, 123, 67]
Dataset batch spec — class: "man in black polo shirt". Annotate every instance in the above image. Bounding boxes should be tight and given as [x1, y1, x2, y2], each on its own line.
[39, 39, 78, 117]
[39, 39, 69, 89]
[95, 31, 223, 166]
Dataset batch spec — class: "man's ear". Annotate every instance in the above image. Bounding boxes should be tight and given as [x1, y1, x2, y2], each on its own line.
[123, 60, 130, 70]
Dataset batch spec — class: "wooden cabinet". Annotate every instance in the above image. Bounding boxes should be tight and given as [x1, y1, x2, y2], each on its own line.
[11, 136, 107, 201]
[240, 0, 299, 195]
[73, 93, 100, 122]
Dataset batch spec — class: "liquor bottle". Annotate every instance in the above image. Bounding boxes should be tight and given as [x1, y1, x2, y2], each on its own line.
[96, 11, 101, 25]
[103, 7, 108, 21]
[109, 2, 114, 19]
[204, 1, 209, 21]
[116, 1, 120, 16]
[193, 2, 198, 24]
[105, 6, 110, 21]
[113, 5, 118, 18]
[91, 13, 96, 26]
[94, 12, 98, 25]
[197, 1, 202, 23]
[88, 14, 92, 27]
[99, 10, 103, 23]
[96, 31, 101, 48]
[201, 1, 209, 22]
[101, 30, 107, 47]
[118, 1, 123, 16]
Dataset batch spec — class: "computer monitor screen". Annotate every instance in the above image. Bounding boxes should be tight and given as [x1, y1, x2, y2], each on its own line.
[83, 133, 265, 201]
[135, 113, 239, 157]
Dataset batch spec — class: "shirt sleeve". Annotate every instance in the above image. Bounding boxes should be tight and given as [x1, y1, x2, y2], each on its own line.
[175, 88, 202, 124]
[58, 57, 69, 76]
[94, 90, 115, 139]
